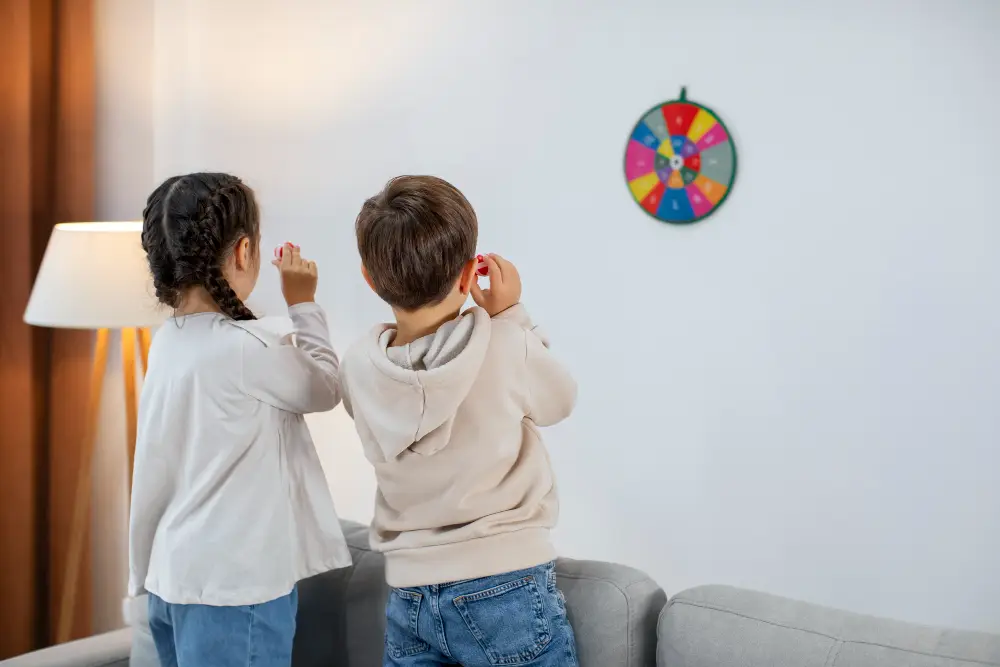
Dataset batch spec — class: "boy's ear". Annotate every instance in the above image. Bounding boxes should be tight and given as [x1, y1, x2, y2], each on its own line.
[457, 258, 478, 295]
[361, 263, 377, 293]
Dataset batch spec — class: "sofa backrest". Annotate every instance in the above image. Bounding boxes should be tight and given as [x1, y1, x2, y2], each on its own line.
[658, 585, 1000, 667]
[293, 521, 666, 667]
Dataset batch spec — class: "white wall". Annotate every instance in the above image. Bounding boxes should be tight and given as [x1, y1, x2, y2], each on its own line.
[97, 0, 1000, 632]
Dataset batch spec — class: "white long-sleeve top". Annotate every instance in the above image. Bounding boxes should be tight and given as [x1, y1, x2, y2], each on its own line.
[128, 303, 352, 606]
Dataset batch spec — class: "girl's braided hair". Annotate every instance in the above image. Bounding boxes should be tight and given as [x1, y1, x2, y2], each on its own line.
[141, 173, 259, 320]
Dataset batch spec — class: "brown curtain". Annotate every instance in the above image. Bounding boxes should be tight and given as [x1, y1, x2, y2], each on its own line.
[0, 0, 95, 657]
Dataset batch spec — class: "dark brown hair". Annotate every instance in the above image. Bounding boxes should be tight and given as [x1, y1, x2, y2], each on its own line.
[356, 175, 478, 311]
[141, 172, 259, 320]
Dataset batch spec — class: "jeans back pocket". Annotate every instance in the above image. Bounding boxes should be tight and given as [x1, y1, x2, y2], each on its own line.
[452, 576, 551, 666]
[385, 589, 430, 659]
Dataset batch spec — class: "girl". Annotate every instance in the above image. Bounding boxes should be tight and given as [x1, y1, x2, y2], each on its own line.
[128, 173, 351, 667]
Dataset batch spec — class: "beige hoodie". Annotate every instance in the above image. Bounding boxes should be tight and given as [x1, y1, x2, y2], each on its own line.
[339, 304, 576, 587]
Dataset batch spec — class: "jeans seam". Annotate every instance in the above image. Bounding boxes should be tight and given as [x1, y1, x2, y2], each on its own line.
[431, 587, 451, 659]
[408, 594, 420, 636]
[246, 605, 256, 667]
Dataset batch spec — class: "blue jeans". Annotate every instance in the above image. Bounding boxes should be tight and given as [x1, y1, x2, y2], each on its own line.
[384, 562, 579, 666]
[148, 589, 297, 667]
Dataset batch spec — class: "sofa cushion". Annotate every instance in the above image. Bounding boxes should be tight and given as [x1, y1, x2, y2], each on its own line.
[658, 585, 1000, 667]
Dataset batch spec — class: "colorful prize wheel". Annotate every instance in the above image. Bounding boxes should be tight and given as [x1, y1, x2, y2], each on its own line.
[624, 87, 737, 224]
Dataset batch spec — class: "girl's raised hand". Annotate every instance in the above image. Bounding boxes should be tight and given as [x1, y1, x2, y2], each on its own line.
[273, 243, 318, 306]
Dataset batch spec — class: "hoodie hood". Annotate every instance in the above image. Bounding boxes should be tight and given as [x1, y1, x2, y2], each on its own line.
[349, 307, 492, 460]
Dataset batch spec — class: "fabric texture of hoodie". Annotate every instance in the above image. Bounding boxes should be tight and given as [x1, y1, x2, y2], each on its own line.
[339, 304, 576, 587]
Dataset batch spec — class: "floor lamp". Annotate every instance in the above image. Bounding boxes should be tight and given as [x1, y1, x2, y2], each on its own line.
[24, 222, 165, 643]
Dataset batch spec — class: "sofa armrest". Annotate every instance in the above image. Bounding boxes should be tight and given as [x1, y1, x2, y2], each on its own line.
[0, 629, 131, 667]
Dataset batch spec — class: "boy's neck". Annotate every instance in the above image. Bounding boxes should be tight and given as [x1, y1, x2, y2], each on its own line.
[391, 300, 463, 347]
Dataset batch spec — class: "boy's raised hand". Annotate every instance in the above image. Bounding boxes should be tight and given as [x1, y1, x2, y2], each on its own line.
[273, 243, 318, 307]
[470, 253, 521, 316]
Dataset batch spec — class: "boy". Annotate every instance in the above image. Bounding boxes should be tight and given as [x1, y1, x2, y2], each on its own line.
[339, 176, 579, 666]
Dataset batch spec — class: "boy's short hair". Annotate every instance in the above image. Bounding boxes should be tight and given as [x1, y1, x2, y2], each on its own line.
[356, 176, 478, 311]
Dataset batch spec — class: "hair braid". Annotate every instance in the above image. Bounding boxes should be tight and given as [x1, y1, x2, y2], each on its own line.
[205, 265, 256, 321]
[197, 180, 257, 320]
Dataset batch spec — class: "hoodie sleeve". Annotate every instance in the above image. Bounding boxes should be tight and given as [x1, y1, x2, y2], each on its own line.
[240, 302, 341, 414]
[494, 304, 577, 427]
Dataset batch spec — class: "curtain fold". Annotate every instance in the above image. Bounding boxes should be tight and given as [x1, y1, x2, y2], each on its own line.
[0, 0, 95, 657]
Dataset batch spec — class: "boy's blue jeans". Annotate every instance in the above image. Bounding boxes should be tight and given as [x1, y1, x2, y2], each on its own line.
[385, 561, 579, 666]
[148, 588, 297, 667]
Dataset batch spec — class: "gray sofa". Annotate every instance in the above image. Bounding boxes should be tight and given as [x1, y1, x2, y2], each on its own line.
[4, 521, 998, 666]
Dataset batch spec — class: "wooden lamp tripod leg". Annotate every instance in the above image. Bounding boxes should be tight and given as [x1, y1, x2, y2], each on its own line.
[56, 328, 109, 644]
[121, 328, 137, 489]
[126, 327, 151, 491]
[138, 327, 151, 375]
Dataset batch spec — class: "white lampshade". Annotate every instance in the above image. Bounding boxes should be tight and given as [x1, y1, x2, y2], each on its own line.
[24, 222, 167, 329]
